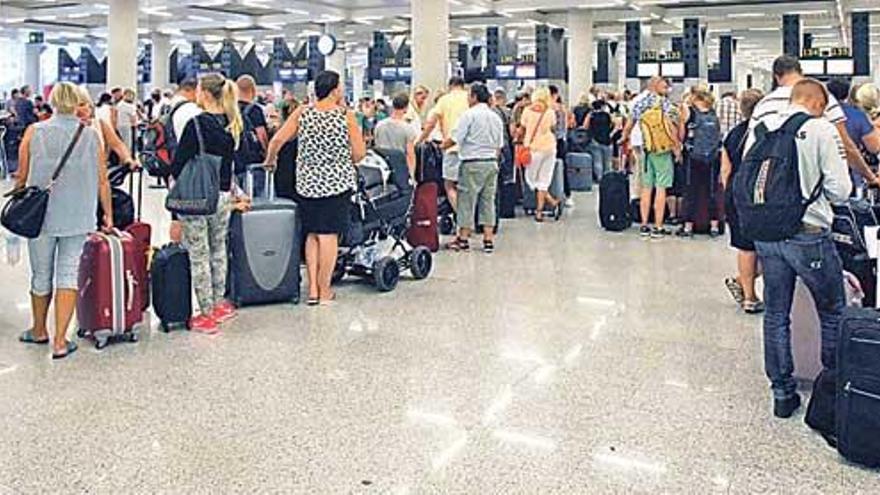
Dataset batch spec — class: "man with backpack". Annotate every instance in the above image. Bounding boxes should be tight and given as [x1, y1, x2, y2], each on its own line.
[736, 79, 851, 419]
[234, 75, 269, 189]
[623, 76, 680, 239]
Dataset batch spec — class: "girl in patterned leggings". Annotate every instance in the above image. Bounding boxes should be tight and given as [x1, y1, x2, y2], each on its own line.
[169, 73, 243, 333]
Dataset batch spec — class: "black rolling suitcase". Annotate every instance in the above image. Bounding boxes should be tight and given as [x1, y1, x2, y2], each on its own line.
[599, 171, 630, 231]
[150, 243, 192, 332]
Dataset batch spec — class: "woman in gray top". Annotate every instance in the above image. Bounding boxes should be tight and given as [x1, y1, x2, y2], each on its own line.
[16, 82, 112, 359]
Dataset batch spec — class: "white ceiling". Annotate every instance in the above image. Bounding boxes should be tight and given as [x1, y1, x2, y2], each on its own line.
[0, 0, 878, 71]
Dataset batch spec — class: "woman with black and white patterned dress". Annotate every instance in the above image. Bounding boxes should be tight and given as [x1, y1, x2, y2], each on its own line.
[265, 71, 366, 306]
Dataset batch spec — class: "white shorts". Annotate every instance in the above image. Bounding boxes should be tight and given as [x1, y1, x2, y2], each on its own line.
[442, 151, 461, 182]
[525, 149, 557, 191]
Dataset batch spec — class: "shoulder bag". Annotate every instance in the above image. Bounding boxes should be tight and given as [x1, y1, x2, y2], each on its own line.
[1, 124, 85, 238]
[165, 116, 222, 216]
[515, 110, 547, 168]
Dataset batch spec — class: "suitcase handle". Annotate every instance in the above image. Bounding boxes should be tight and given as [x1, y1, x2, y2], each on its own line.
[247, 163, 275, 201]
[127, 168, 144, 221]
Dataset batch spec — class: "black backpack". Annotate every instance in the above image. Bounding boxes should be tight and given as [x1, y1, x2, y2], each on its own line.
[685, 107, 721, 162]
[732, 113, 823, 242]
[234, 103, 266, 175]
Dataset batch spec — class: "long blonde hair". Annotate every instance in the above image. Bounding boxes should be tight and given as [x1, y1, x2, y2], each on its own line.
[199, 73, 244, 149]
[855, 83, 880, 120]
[531, 87, 552, 111]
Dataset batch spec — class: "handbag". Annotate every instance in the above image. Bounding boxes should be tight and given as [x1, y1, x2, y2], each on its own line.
[165, 116, 222, 216]
[515, 110, 548, 168]
[1, 124, 85, 239]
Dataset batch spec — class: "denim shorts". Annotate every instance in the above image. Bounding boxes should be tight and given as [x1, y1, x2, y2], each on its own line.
[28, 234, 87, 296]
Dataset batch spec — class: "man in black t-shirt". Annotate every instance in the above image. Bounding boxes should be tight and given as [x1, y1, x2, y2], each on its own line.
[234, 75, 269, 191]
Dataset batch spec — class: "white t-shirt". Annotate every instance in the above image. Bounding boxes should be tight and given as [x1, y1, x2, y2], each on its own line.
[629, 90, 651, 147]
[745, 84, 846, 153]
[169, 95, 202, 140]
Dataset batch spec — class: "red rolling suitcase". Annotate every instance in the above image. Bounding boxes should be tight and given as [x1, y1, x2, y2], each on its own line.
[407, 182, 439, 252]
[76, 231, 143, 349]
[123, 170, 151, 311]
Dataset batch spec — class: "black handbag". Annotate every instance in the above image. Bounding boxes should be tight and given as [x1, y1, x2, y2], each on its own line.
[1, 124, 85, 238]
[165, 116, 222, 216]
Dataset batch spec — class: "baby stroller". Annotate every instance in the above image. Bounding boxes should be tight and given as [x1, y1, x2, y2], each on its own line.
[334, 149, 434, 292]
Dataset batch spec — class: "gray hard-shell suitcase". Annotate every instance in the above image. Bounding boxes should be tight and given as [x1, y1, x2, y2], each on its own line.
[227, 164, 301, 306]
[566, 152, 593, 192]
[522, 158, 566, 214]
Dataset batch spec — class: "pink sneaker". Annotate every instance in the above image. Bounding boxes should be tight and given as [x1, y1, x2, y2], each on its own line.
[211, 301, 238, 324]
[189, 314, 219, 334]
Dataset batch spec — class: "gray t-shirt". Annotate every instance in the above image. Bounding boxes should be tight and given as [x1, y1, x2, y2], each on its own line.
[374, 118, 417, 153]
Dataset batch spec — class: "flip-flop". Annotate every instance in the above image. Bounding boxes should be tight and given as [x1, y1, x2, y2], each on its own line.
[306, 296, 320, 306]
[724, 277, 745, 305]
[52, 340, 78, 360]
[19, 329, 50, 345]
[319, 293, 337, 306]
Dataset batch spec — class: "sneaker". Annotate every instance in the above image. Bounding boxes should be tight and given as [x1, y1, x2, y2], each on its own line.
[211, 301, 238, 324]
[774, 393, 802, 419]
[650, 227, 667, 239]
[675, 227, 693, 238]
[189, 314, 219, 334]
[709, 227, 722, 239]
[667, 216, 683, 226]
[639, 225, 651, 237]
[564, 197, 575, 207]
[742, 300, 766, 314]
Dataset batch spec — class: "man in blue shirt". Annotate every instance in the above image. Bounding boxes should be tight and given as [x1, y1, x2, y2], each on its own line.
[827, 78, 880, 189]
[12, 85, 37, 129]
[442, 83, 505, 253]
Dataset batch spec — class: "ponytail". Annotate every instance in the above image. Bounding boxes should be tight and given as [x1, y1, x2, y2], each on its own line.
[222, 79, 244, 150]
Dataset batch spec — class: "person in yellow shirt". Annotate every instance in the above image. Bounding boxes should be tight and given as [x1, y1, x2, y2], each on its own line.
[418, 77, 469, 212]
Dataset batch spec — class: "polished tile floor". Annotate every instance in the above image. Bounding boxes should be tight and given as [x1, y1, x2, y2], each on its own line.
[0, 182, 878, 494]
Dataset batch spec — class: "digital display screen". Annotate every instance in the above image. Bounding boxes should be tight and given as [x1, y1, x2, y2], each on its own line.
[397, 67, 412, 79]
[661, 62, 685, 78]
[380, 67, 398, 79]
[495, 65, 515, 79]
[638, 62, 659, 78]
[826, 58, 854, 75]
[515, 64, 536, 79]
[800, 59, 825, 76]
[293, 68, 309, 81]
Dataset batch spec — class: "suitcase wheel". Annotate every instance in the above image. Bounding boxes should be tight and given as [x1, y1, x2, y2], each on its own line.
[409, 247, 433, 280]
[95, 338, 109, 350]
[439, 215, 455, 236]
[124, 332, 139, 343]
[373, 256, 400, 292]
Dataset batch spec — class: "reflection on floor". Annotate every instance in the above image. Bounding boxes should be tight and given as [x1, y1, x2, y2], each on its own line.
[0, 183, 877, 494]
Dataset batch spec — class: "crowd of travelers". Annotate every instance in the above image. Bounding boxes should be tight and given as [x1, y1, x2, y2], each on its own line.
[4, 55, 880, 432]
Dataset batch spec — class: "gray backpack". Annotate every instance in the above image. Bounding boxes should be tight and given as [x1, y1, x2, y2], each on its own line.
[165, 116, 222, 216]
[686, 107, 721, 162]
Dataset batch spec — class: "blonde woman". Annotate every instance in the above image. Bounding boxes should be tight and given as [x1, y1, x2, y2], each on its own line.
[169, 73, 243, 334]
[677, 86, 723, 238]
[74, 87, 138, 169]
[520, 87, 561, 221]
[16, 82, 112, 359]
[855, 83, 880, 126]
[406, 84, 431, 133]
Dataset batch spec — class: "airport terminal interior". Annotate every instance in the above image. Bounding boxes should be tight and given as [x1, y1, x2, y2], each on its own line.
[1, 0, 880, 493]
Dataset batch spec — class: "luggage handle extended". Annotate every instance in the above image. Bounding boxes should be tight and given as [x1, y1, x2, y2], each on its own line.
[127, 168, 144, 221]
[246, 163, 275, 201]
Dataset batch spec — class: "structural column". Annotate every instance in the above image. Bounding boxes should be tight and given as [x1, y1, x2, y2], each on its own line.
[150, 32, 170, 90]
[351, 65, 365, 103]
[24, 42, 43, 90]
[568, 10, 594, 106]
[107, 0, 139, 90]
[411, 0, 449, 94]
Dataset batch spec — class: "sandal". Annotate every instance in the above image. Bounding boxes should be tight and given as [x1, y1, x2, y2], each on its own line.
[445, 238, 470, 252]
[52, 340, 78, 360]
[320, 292, 337, 306]
[742, 300, 765, 314]
[19, 329, 50, 345]
[724, 277, 745, 305]
[483, 240, 495, 254]
[306, 296, 320, 306]
[534, 214, 545, 223]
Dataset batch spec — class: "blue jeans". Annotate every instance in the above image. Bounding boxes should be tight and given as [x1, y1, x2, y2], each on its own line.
[755, 231, 845, 400]
[588, 141, 613, 179]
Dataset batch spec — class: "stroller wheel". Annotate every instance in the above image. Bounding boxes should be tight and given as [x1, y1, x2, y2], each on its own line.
[373, 256, 400, 292]
[331, 264, 346, 284]
[439, 215, 455, 236]
[409, 247, 433, 280]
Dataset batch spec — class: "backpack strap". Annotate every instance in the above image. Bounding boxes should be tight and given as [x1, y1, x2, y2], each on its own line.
[780, 113, 825, 206]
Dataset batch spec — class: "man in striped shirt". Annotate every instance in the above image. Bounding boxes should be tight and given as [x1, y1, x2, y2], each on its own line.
[745, 55, 879, 188]
[717, 91, 742, 138]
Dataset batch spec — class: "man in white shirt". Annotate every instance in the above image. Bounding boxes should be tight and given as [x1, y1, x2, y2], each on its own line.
[168, 79, 202, 141]
[623, 77, 658, 200]
[747, 79, 851, 419]
[745, 55, 879, 188]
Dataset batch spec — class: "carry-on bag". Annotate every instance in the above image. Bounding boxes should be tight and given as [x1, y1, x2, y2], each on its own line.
[76, 230, 143, 349]
[599, 171, 630, 232]
[165, 117, 222, 216]
[565, 152, 593, 192]
[150, 243, 192, 332]
[123, 169, 151, 311]
[408, 182, 440, 252]
[227, 164, 301, 306]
